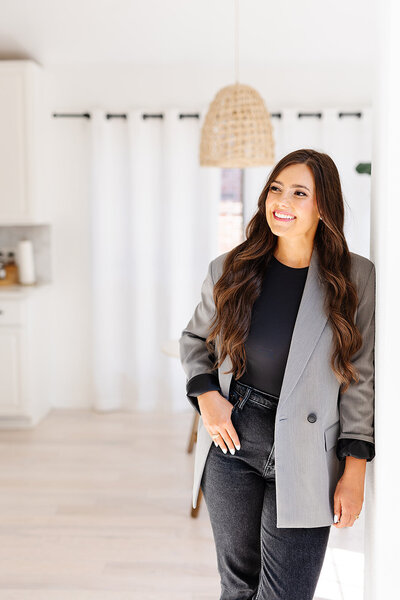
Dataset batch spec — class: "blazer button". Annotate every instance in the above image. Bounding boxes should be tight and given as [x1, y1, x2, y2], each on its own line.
[307, 413, 317, 423]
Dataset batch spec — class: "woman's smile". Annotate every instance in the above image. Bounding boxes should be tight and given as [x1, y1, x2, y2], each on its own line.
[273, 210, 296, 222]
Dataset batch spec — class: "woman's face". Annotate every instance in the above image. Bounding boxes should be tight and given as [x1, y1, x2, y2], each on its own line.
[265, 163, 321, 241]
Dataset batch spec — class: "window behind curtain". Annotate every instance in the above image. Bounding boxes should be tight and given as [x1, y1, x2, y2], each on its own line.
[217, 168, 244, 254]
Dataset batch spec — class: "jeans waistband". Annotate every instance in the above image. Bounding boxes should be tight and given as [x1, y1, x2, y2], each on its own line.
[231, 379, 279, 408]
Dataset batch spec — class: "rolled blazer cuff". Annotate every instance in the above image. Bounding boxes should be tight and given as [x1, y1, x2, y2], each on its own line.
[336, 438, 375, 462]
[186, 373, 222, 414]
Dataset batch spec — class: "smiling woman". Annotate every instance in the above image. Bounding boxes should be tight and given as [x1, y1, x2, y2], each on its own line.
[179, 148, 376, 600]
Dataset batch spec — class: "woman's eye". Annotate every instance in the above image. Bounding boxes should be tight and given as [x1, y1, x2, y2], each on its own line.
[270, 186, 306, 196]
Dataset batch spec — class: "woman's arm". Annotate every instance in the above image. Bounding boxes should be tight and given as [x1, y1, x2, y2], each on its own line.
[337, 262, 376, 447]
[333, 456, 367, 528]
[179, 258, 219, 413]
[333, 261, 376, 528]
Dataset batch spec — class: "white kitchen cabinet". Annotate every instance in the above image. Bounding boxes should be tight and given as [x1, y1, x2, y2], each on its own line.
[0, 329, 23, 412]
[0, 60, 48, 224]
[0, 285, 52, 427]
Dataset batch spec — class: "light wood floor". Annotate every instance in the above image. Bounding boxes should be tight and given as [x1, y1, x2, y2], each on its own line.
[0, 408, 366, 599]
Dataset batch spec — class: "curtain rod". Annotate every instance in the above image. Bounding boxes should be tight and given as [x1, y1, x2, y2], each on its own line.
[52, 112, 201, 119]
[51, 111, 363, 120]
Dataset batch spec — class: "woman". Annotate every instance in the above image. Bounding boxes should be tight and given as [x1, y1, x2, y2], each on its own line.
[179, 149, 375, 600]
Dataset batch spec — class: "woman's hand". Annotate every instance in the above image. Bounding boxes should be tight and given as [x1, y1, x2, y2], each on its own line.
[198, 390, 241, 455]
[333, 456, 366, 528]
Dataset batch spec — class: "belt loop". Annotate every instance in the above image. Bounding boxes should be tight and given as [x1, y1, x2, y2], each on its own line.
[237, 387, 252, 410]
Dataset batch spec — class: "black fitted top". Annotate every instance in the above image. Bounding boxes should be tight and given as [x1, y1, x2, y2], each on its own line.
[236, 255, 309, 395]
[186, 254, 375, 462]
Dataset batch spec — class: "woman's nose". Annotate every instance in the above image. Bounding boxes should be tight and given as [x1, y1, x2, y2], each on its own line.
[278, 196, 292, 208]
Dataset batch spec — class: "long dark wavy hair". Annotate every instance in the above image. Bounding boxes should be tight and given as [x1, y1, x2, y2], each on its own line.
[206, 148, 363, 394]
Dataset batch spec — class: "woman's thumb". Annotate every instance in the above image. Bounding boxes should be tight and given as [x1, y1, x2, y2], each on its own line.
[333, 498, 342, 524]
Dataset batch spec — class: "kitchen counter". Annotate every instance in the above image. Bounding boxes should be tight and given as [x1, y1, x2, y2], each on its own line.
[0, 282, 52, 298]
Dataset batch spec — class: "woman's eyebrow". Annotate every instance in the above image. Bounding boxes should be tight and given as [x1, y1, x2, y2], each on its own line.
[272, 180, 310, 192]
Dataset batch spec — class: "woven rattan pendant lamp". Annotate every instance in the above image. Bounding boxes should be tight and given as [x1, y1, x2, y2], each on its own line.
[199, 0, 275, 167]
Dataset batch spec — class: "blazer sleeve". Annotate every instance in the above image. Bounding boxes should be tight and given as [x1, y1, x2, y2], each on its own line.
[337, 262, 376, 452]
[336, 438, 375, 462]
[179, 259, 220, 414]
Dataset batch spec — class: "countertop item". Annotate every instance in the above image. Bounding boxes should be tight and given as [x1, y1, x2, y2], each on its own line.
[17, 240, 36, 285]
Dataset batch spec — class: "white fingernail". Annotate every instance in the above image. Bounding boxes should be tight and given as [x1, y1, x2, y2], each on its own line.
[230, 448, 235, 455]
[235, 443, 241, 450]
[222, 448, 227, 454]
[214, 441, 218, 446]
[334, 514, 339, 523]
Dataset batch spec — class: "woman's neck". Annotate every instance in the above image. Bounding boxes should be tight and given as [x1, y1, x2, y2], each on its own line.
[273, 241, 313, 269]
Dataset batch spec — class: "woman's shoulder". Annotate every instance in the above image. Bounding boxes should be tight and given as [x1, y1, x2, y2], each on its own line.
[209, 251, 230, 282]
[349, 251, 375, 276]
[349, 251, 375, 297]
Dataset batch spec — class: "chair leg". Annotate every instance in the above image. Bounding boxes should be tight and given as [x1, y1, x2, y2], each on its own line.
[187, 411, 202, 516]
[190, 487, 202, 518]
[187, 410, 199, 454]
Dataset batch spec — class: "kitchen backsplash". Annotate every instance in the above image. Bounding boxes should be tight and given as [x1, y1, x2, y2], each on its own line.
[0, 225, 52, 284]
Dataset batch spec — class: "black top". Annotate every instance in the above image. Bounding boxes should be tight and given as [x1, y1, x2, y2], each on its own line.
[186, 254, 375, 462]
[237, 255, 309, 395]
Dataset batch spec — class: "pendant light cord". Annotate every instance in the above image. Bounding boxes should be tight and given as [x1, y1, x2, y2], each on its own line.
[235, 0, 239, 84]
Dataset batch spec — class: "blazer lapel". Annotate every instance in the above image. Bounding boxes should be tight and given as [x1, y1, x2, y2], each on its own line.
[217, 244, 329, 408]
[278, 244, 328, 408]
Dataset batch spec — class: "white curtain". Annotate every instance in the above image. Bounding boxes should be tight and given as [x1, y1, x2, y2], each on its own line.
[89, 108, 220, 412]
[89, 105, 372, 413]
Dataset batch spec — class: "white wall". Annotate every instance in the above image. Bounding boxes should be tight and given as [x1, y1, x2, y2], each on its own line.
[45, 63, 374, 111]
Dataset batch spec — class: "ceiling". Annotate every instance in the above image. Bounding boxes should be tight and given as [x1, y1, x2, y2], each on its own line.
[0, 0, 375, 67]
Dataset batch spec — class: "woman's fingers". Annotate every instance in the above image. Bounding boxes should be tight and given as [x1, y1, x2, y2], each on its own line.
[333, 496, 342, 526]
[212, 428, 234, 454]
[212, 419, 240, 455]
[214, 431, 229, 454]
[333, 499, 361, 528]
[201, 392, 241, 454]
[225, 419, 241, 451]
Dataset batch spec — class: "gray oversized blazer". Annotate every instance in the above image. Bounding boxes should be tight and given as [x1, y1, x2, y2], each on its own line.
[179, 244, 376, 528]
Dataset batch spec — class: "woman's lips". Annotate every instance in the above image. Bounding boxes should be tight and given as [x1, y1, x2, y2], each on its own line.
[273, 210, 296, 222]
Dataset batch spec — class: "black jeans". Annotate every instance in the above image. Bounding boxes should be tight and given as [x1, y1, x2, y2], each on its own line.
[200, 379, 331, 600]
